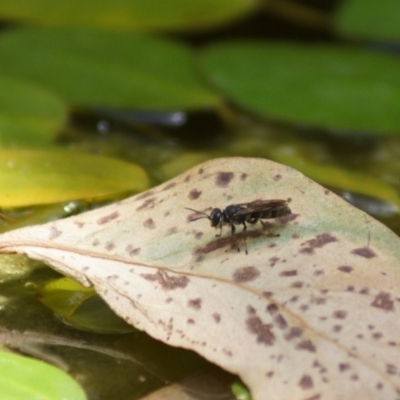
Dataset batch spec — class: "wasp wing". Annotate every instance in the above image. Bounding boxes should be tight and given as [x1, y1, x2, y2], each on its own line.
[233, 199, 290, 220]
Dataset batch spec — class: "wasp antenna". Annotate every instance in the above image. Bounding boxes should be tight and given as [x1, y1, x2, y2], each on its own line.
[188, 215, 210, 222]
[184, 207, 208, 216]
[184, 207, 210, 222]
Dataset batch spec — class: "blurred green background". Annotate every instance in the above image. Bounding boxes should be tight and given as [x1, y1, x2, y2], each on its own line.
[0, 0, 399, 399]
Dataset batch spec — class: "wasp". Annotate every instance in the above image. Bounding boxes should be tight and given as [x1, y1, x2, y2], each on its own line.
[185, 199, 291, 253]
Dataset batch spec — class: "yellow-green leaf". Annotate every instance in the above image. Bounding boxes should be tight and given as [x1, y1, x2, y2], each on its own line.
[0, 350, 86, 400]
[38, 277, 134, 333]
[0, 149, 149, 208]
[0, 0, 255, 31]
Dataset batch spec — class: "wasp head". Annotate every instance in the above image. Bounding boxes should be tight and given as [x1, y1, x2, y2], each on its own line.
[209, 208, 224, 228]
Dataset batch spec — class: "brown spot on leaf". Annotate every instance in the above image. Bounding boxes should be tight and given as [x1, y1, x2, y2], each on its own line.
[274, 314, 288, 329]
[240, 173, 248, 180]
[143, 218, 155, 229]
[339, 363, 351, 372]
[333, 310, 347, 319]
[284, 327, 303, 341]
[168, 227, 177, 235]
[304, 394, 321, 400]
[187, 319, 195, 324]
[291, 281, 304, 288]
[105, 241, 115, 251]
[194, 230, 203, 239]
[360, 287, 370, 295]
[223, 349, 233, 357]
[198, 168, 204, 174]
[162, 182, 176, 190]
[49, 226, 62, 240]
[247, 305, 256, 314]
[97, 211, 119, 224]
[280, 269, 297, 277]
[216, 172, 234, 187]
[188, 298, 202, 310]
[296, 340, 316, 352]
[141, 271, 190, 290]
[371, 292, 394, 311]
[212, 313, 221, 323]
[273, 174, 282, 181]
[73, 221, 84, 228]
[351, 246, 376, 258]
[125, 245, 141, 256]
[386, 364, 397, 375]
[338, 265, 353, 273]
[233, 266, 260, 282]
[188, 189, 202, 200]
[269, 256, 279, 267]
[246, 315, 275, 346]
[299, 374, 313, 390]
[266, 303, 278, 315]
[333, 325, 342, 332]
[312, 297, 326, 305]
[300, 233, 337, 254]
[136, 198, 156, 211]
[136, 190, 154, 200]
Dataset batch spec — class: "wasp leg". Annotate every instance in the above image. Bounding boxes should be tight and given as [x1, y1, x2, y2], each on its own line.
[242, 222, 248, 254]
[215, 226, 223, 237]
[228, 223, 241, 252]
[260, 219, 280, 237]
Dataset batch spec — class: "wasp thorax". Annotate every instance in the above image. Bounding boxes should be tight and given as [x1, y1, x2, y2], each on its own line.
[209, 208, 224, 227]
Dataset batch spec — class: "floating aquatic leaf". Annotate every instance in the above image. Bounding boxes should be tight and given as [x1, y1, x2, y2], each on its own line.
[0, 28, 220, 110]
[0, 157, 399, 399]
[0, 0, 254, 31]
[200, 42, 400, 134]
[336, 0, 400, 41]
[0, 75, 66, 145]
[0, 149, 149, 208]
[0, 350, 86, 399]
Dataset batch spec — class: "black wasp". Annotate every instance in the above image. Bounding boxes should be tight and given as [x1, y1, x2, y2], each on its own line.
[185, 199, 291, 253]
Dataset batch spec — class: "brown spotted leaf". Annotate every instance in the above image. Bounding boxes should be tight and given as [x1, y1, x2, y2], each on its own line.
[0, 157, 400, 400]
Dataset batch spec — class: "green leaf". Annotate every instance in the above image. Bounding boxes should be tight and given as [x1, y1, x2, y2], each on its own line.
[0, 0, 254, 31]
[0, 350, 86, 400]
[336, 0, 400, 41]
[272, 149, 400, 212]
[0, 28, 220, 110]
[38, 277, 134, 333]
[0, 149, 149, 208]
[0, 76, 66, 146]
[200, 42, 400, 134]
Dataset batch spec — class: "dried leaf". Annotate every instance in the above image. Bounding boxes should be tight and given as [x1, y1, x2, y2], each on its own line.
[0, 157, 399, 400]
